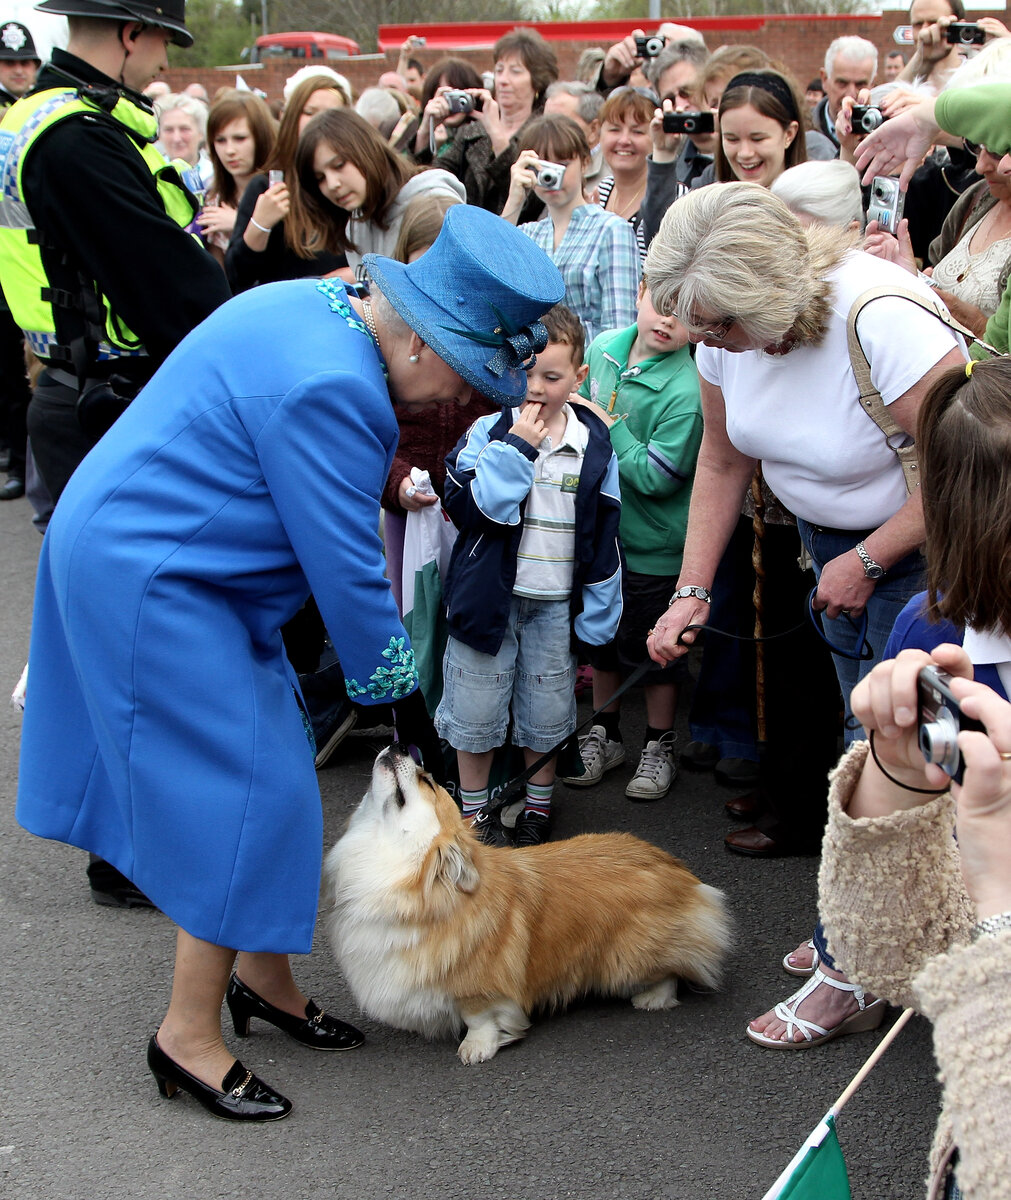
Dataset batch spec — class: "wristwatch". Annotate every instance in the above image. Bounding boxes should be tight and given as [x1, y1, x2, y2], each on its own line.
[854, 541, 884, 580]
[669, 585, 712, 605]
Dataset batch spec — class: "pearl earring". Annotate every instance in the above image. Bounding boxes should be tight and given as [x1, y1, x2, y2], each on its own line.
[408, 354, 419, 363]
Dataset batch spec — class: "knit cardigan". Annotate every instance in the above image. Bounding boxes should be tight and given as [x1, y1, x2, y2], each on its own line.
[819, 741, 1011, 1199]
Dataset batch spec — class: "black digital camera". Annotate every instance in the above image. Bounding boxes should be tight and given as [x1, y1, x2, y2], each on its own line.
[917, 666, 985, 786]
[443, 89, 482, 115]
[850, 105, 884, 134]
[663, 111, 715, 135]
[634, 33, 666, 58]
[946, 22, 985, 44]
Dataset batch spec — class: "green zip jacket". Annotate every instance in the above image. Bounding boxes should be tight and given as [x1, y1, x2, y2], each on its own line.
[579, 324, 702, 576]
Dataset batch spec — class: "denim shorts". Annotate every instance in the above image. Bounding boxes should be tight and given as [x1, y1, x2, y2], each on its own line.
[435, 595, 576, 753]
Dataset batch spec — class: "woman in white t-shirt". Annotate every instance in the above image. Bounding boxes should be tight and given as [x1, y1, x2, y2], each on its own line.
[644, 182, 966, 1050]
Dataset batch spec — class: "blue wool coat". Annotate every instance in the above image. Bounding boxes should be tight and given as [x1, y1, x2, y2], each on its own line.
[17, 279, 417, 954]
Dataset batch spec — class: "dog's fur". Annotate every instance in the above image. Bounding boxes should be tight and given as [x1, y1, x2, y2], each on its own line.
[324, 746, 732, 1063]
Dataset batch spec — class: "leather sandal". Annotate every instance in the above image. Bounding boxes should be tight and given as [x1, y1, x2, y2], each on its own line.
[745, 967, 886, 1049]
[782, 938, 818, 977]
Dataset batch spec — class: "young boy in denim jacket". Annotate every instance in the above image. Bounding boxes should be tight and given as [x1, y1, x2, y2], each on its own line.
[435, 305, 623, 846]
[562, 281, 702, 801]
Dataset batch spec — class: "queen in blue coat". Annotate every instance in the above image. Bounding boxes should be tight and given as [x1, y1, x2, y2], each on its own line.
[16, 206, 564, 1122]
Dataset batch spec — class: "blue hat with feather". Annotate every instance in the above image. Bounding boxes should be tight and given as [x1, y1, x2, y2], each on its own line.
[363, 205, 565, 406]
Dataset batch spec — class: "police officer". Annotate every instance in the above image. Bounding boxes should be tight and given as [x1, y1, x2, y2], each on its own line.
[0, 20, 40, 104]
[0, 20, 41, 500]
[0, 0, 230, 903]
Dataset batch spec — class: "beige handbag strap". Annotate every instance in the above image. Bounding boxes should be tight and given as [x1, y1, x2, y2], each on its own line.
[846, 285, 992, 495]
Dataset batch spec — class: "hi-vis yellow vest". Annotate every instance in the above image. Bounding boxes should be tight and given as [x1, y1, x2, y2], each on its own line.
[0, 87, 196, 363]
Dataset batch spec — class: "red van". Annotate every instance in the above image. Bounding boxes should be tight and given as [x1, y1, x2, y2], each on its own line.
[251, 32, 361, 62]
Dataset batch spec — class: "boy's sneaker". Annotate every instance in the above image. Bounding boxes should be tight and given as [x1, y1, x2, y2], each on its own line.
[625, 732, 677, 801]
[470, 808, 512, 848]
[561, 724, 625, 787]
[513, 810, 550, 847]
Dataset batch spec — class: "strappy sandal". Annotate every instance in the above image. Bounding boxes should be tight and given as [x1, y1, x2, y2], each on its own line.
[746, 967, 887, 1049]
[782, 938, 818, 978]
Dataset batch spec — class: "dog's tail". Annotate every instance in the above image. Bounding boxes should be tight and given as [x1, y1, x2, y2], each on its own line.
[675, 883, 733, 991]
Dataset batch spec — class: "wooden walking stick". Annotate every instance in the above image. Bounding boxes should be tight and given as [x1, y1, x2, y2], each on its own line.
[750, 465, 767, 751]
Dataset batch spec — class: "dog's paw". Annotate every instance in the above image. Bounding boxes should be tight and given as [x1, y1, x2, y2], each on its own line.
[457, 1032, 502, 1064]
[631, 978, 679, 1010]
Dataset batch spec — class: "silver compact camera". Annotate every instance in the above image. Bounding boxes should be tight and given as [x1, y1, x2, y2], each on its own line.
[850, 105, 884, 134]
[533, 159, 566, 190]
[867, 175, 905, 234]
[634, 33, 666, 58]
[918, 665, 985, 786]
[443, 89, 480, 115]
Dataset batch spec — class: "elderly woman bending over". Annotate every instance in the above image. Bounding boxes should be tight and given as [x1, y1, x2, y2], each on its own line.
[645, 183, 965, 1048]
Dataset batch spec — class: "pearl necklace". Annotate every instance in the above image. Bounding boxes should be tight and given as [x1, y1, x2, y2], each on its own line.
[361, 297, 380, 346]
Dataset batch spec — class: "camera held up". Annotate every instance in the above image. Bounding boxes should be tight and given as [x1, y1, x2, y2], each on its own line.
[634, 33, 667, 58]
[917, 666, 986, 786]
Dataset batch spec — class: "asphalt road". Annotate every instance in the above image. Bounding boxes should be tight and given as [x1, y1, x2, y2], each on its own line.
[0, 493, 940, 1200]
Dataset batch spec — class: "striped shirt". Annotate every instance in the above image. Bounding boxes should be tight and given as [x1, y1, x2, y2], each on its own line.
[597, 176, 648, 266]
[513, 404, 589, 600]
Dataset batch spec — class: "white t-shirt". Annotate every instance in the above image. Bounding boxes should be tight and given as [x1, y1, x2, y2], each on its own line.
[695, 252, 966, 529]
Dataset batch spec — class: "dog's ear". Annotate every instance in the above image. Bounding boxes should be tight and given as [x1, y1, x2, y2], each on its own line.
[435, 840, 480, 894]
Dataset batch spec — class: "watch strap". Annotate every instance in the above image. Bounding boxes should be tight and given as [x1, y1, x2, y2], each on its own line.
[855, 540, 884, 578]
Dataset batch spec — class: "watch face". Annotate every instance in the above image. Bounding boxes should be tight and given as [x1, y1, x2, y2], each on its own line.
[866, 564, 884, 579]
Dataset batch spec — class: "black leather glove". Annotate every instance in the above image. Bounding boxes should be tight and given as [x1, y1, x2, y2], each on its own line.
[391, 689, 446, 783]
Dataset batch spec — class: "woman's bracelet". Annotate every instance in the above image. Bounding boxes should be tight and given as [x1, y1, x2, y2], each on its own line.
[249, 217, 272, 235]
[973, 910, 1011, 941]
[868, 728, 948, 795]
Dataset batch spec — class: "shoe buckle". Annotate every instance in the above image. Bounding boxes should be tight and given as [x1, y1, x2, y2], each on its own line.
[309, 1009, 325, 1027]
[231, 1070, 253, 1098]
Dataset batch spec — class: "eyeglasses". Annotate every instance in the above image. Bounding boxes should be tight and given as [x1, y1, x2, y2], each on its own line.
[685, 313, 735, 341]
[963, 138, 1000, 159]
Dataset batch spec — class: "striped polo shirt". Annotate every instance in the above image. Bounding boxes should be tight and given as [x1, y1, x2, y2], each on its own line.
[513, 403, 589, 600]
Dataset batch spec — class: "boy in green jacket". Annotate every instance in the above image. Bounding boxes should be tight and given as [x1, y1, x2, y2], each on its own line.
[565, 282, 702, 800]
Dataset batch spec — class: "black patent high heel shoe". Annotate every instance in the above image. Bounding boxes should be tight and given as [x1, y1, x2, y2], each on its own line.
[147, 1036, 292, 1122]
[226, 974, 365, 1051]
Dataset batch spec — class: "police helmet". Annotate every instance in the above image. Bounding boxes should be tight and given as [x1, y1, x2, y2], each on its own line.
[34, 0, 192, 47]
[0, 21, 41, 62]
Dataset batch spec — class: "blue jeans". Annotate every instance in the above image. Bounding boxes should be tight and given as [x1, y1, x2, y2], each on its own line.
[800, 518, 925, 971]
[797, 519, 925, 748]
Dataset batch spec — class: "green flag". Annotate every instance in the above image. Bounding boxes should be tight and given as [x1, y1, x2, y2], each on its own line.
[763, 1114, 851, 1200]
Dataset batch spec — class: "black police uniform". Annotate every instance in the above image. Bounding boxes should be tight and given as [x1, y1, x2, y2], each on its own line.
[21, 48, 230, 503]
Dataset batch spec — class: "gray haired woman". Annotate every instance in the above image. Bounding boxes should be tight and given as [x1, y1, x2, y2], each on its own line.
[645, 182, 966, 1048]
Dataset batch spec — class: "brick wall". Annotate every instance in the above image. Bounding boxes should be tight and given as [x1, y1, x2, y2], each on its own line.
[161, 10, 1007, 106]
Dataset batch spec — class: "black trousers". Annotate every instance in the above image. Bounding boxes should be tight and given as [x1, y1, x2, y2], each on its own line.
[25, 371, 98, 504]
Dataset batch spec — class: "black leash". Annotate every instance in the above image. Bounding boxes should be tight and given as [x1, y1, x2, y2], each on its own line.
[678, 587, 873, 662]
[482, 658, 654, 816]
[480, 588, 872, 820]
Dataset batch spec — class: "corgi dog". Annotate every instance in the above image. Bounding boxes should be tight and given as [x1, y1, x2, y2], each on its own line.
[324, 745, 731, 1064]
